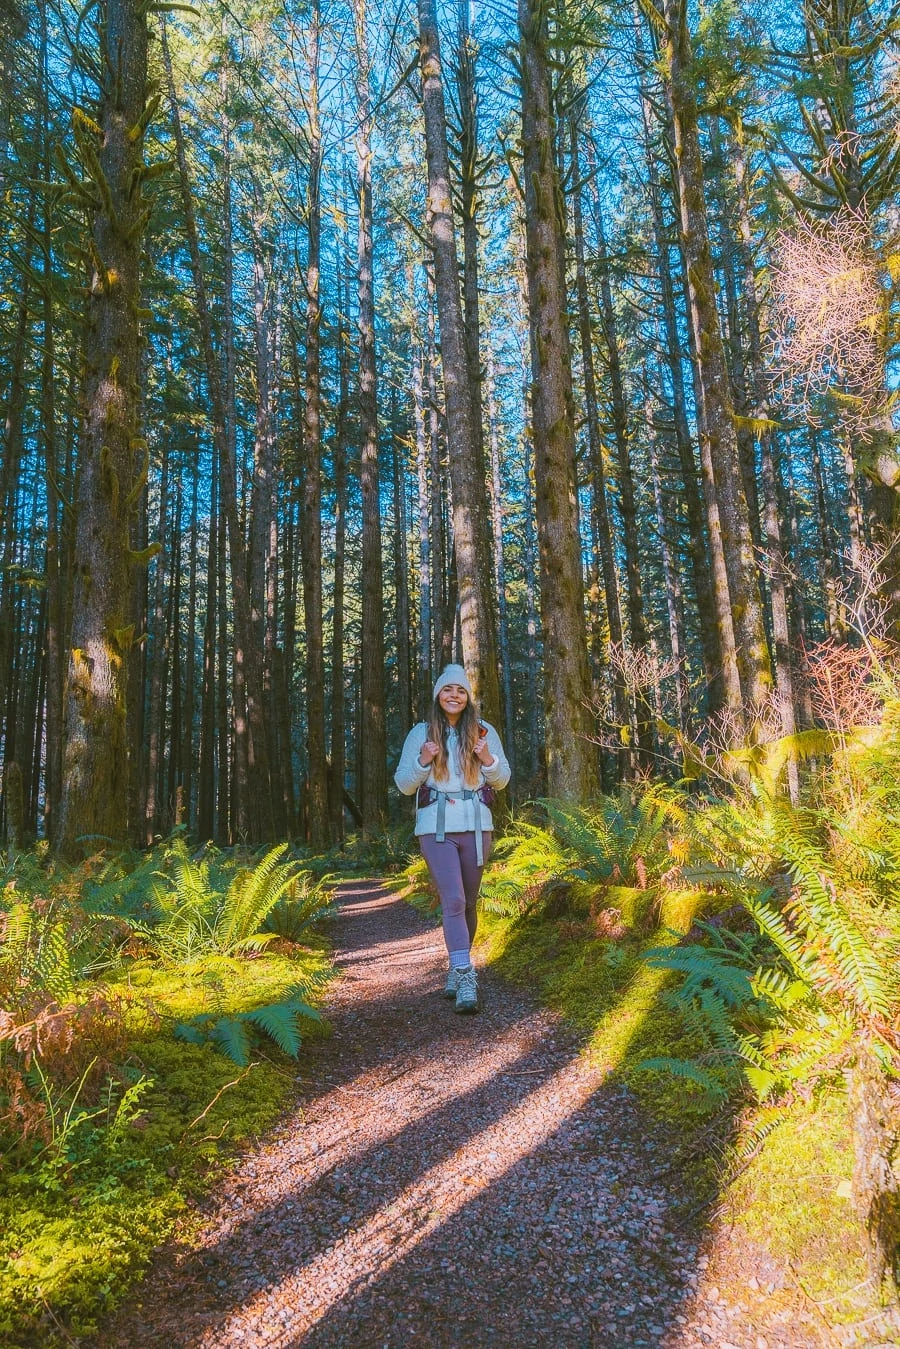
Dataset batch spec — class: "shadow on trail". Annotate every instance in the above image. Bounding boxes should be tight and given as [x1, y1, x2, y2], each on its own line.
[98, 880, 776, 1349]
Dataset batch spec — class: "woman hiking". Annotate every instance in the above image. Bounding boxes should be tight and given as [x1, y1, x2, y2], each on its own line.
[395, 664, 511, 1014]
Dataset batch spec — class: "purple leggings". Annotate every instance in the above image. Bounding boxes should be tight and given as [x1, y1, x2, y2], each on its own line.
[420, 831, 493, 956]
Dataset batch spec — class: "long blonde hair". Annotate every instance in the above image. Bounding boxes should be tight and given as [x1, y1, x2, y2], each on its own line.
[426, 697, 482, 786]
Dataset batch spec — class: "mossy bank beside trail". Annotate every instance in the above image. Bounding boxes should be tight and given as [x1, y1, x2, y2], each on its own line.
[398, 761, 900, 1342]
[476, 910, 872, 1330]
[0, 841, 335, 1346]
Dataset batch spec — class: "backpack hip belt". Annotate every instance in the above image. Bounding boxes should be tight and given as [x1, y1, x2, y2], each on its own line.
[417, 785, 493, 865]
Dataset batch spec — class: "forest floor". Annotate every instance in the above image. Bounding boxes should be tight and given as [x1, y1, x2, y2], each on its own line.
[97, 881, 873, 1348]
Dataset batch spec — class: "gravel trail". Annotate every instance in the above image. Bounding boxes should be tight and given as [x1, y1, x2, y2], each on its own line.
[103, 880, 833, 1348]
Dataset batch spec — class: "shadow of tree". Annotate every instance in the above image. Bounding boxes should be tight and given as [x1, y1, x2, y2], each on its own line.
[97, 880, 822, 1349]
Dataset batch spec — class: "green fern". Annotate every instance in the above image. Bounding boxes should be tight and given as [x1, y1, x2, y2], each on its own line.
[215, 844, 301, 953]
[263, 873, 336, 941]
[134, 842, 329, 963]
[208, 1016, 252, 1067]
[644, 942, 756, 1009]
[175, 988, 322, 1067]
[632, 1056, 730, 1100]
[778, 823, 893, 1015]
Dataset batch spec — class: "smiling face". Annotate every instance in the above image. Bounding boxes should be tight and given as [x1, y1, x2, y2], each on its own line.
[437, 683, 468, 724]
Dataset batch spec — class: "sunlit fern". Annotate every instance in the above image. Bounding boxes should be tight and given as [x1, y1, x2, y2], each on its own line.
[1, 902, 75, 1002]
[134, 840, 322, 963]
[480, 787, 684, 918]
[262, 870, 337, 941]
[175, 986, 322, 1066]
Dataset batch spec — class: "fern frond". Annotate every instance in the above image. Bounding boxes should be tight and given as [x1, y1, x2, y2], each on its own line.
[209, 1016, 252, 1067]
[217, 844, 302, 952]
[643, 944, 755, 1009]
[632, 1056, 730, 1099]
[779, 826, 893, 1014]
[1, 901, 34, 964]
[730, 1104, 790, 1169]
[36, 923, 75, 1001]
[243, 1001, 307, 1057]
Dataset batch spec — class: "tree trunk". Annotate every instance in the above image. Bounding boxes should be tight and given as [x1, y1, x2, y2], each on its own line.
[354, 0, 387, 830]
[412, 337, 433, 711]
[183, 464, 198, 828]
[570, 119, 627, 761]
[588, 157, 654, 768]
[811, 430, 842, 639]
[647, 402, 690, 734]
[426, 268, 446, 668]
[0, 247, 32, 800]
[417, 0, 500, 728]
[299, 6, 329, 849]
[635, 44, 722, 707]
[849, 1056, 900, 1295]
[198, 440, 218, 839]
[518, 0, 597, 799]
[730, 127, 799, 796]
[143, 439, 169, 842]
[329, 287, 349, 841]
[453, 0, 486, 491]
[659, 0, 772, 720]
[391, 388, 413, 728]
[248, 221, 283, 839]
[57, 0, 151, 852]
[486, 352, 516, 781]
[522, 413, 542, 791]
[160, 21, 274, 842]
[710, 119, 761, 551]
[216, 480, 231, 840]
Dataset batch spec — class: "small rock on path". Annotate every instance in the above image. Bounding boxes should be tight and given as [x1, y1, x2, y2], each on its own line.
[101, 880, 834, 1348]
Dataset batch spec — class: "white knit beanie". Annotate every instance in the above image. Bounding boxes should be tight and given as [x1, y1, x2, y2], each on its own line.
[433, 664, 473, 700]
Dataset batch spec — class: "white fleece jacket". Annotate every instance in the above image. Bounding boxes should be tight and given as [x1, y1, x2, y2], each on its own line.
[394, 721, 511, 836]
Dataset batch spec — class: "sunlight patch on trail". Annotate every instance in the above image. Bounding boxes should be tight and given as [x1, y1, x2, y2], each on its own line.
[200, 1024, 554, 1243]
[197, 1058, 609, 1347]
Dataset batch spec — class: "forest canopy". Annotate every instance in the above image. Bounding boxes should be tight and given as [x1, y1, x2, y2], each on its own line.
[0, 0, 898, 849]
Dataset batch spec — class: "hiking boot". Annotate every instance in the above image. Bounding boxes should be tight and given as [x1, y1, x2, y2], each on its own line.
[443, 967, 459, 999]
[454, 965, 479, 1014]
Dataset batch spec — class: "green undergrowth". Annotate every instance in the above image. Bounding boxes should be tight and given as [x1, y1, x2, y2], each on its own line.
[0, 950, 331, 1346]
[725, 1088, 871, 1320]
[476, 898, 724, 1175]
[396, 773, 886, 1322]
[475, 904, 869, 1312]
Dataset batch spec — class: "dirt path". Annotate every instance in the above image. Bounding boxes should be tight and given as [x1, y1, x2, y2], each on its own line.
[103, 881, 833, 1348]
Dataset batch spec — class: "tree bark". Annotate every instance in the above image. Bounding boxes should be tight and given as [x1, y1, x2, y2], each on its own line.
[57, 0, 152, 851]
[588, 157, 654, 768]
[412, 337, 433, 711]
[354, 0, 387, 830]
[647, 400, 690, 734]
[486, 352, 516, 784]
[522, 411, 542, 791]
[198, 439, 218, 839]
[417, 0, 500, 728]
[183, 464, 199, 828]
[425, 268, 446, 668]
[143, 438, 169, 842]
[299, 4, 329, 848]
[390, 388, 413, 728]
[160, 21, 274, 841]
[635, 42, 722, 707]
[730, 126, 799, 796]
[518, 0, 597, 798]
[329, 285, 350, 841]
[659, 0, 772, 720]
[570, 119, 627, 760]
[453, 0, 487, 491]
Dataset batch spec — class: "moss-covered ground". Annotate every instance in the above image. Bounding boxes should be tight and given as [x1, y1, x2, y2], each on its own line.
[0, 949, 331, 1346]
[471, 900, 876, 1329]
